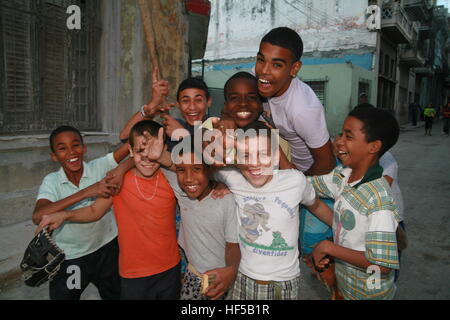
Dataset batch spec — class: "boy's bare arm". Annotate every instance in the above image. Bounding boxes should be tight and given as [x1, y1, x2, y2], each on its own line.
[204, 242, 241, 300]
[37, 197, 113, 233]
[119, 67, 173, 141]
[313, 240, 391, 275]
[32, 179, 118, 225]
[305, 197, 333, 227]
[113, 142, 131, 163]
[304, 139, 335, 176]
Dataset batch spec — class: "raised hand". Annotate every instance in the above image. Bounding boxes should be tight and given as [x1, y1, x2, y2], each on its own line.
[160, 114, 189, 140]
[140, 127, 166, 161]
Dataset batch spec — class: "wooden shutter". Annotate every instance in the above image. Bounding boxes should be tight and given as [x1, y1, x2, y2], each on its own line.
[40, 0, 69, 128]
[0, 0, 99, 134]
[0, 0, 35, 133]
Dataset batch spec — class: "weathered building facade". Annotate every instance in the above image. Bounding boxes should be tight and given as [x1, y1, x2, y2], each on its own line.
[0, 0, 189, 234]
[199, 0, 450, 132]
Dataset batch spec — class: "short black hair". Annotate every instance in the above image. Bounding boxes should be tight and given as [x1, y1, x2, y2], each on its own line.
[348, 106, 399, 157]
[223, 72, 258, 101]
[49, 125, 83, 152]
[129, 120, 163, 148]
[176, 77, 210, 101]
[261, 27, 303, 61]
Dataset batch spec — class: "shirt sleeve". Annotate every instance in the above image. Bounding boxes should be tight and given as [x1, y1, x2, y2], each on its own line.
[88, 153, 118, 177]
[379, 152, 398, 180]
[36, 174, 59, 202]
[298, 172, 316, 206]
[291, 88, 330, 149]
[365, 194, 400, 270]
[307, 169, 338, 200]
[223, 195, 239, 244]
[162, 169, 183, 197]
[213, 167, 236, 185]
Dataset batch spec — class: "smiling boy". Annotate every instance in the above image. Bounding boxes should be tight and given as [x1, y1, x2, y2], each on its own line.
[171, 148, 240, 300]
[32, 126, 129, 300]
[308, 107, 401, 300]
[213, 121, 321, 300]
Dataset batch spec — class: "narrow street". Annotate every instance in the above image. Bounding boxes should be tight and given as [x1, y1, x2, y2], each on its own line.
[0, 120, 449, 300]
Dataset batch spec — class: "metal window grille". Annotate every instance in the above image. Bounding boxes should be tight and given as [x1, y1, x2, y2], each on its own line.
[305, 81, 326, 109]
[0, 0, 100, 134]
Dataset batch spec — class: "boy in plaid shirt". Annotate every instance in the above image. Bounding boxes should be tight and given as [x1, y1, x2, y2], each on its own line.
[307, 106, 401, 300]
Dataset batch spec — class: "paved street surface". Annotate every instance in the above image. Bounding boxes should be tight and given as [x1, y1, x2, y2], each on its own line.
[0, 120, 449, 300]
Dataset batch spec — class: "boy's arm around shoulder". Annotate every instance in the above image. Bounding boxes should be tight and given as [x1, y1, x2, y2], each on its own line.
[32, 174, 118, 225]
[37, 197, 113, 233]
[305, 197, 333, 227]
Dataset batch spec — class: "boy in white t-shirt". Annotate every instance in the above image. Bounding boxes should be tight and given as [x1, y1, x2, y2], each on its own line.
[214, 121, 334, 300]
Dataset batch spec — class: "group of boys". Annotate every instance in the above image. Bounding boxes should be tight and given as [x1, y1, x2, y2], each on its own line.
[34, 27, 403, 300]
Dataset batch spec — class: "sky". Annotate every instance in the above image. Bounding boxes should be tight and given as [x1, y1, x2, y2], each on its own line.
[437, 0, 449, 8]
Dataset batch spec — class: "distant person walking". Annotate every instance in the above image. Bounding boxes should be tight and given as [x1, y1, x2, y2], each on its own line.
[423, 103, 436, 136]
[442, 103, 450, 136]
[409, 101, 418, 126]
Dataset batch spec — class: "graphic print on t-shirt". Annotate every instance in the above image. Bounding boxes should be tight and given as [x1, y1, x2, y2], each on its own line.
[239, 203, 294, 253]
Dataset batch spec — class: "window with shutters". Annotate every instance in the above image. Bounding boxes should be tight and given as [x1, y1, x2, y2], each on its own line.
[305, 80, 326, 109]
[0, 0, 100, 135]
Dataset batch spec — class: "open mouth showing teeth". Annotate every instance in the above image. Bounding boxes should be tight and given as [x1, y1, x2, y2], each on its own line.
[68, 158, 79, 163]
[236, 111, 252, 119]
[185, 185, 199, 192]
[259, 79, 270, 85]
[248, 169, 262, 176]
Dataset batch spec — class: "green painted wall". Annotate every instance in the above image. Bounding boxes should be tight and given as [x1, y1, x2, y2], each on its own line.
[203, 62, 376, 136]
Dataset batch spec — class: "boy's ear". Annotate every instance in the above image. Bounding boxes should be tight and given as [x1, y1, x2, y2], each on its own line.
[50, 152, 58, 162]
[290, 61, 302, 78]
[369, 140, 382, 155]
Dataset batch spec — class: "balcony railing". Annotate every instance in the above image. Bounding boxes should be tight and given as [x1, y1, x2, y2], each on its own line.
[399, 43, 426, 67]
[381, 2, 415, 44]
[403, 0, 432, 21]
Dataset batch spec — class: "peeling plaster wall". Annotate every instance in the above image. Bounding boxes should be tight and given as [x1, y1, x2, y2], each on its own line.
[205, 0, 377, 61]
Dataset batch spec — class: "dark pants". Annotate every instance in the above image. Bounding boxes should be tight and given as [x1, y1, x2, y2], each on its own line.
[425, 117, 433, 131]
[49, 238, 120, 300]
[120, 262, 181, 300]
[443, 118, 449, 135]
